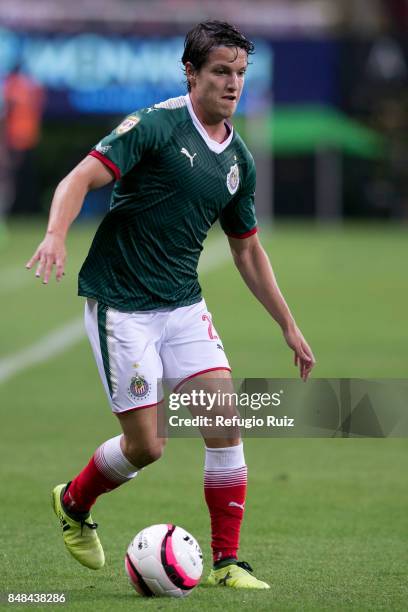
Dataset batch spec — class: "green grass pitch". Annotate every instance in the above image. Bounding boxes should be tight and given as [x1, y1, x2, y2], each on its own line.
[0, 220, 407, 610]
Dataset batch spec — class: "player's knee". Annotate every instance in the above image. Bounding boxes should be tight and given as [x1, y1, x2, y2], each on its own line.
[123, 439, 165, 468]
[142, 443, 164, 466]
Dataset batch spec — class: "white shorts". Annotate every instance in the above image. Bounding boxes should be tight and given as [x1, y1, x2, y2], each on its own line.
[84, 298, 231, 414]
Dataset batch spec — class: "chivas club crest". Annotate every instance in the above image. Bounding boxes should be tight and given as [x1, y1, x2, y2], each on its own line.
[128, 374, 150, 400]
[226, 163, 239, 195]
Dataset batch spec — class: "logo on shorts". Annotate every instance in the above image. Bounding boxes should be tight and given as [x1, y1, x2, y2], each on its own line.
[128, 374, 150, 400]
[226, 163, 239, 195]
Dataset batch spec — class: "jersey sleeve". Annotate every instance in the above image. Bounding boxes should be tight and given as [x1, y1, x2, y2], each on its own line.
[219, 156, 258, 238]
[88, 109, 164, 179]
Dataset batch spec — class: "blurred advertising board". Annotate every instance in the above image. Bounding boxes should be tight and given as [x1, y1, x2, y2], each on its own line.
[0, 27, 272, 116]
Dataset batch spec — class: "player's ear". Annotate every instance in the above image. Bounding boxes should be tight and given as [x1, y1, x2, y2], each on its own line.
[185, 61, 197, 88]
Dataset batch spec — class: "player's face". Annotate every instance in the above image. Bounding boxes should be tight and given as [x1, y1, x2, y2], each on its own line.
[189, 46, 247, 122]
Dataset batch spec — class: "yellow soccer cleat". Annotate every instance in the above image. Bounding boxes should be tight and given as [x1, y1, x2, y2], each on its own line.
[207, 561, 270, 589]
[51, 483, 105, 570]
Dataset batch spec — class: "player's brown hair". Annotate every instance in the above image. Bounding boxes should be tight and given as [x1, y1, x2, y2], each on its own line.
[182, 21, 255, 92]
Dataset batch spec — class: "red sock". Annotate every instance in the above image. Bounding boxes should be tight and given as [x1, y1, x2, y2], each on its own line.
[62, 436, 138, 514]
[63, 456, 122, 514]
[204, 465, 247, 563]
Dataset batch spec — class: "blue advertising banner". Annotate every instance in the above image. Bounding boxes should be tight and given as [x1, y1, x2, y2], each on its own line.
[0, 27, 273, 116]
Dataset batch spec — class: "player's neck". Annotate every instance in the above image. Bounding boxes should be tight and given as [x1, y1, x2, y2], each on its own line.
[188, 96, 231, 144]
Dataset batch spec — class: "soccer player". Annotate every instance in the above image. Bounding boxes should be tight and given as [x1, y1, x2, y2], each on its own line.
[27, 21, 315, 590]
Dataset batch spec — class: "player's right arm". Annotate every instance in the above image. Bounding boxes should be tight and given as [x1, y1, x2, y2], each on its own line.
[26, 156, 114, 284]
[27, 107, 163, 283]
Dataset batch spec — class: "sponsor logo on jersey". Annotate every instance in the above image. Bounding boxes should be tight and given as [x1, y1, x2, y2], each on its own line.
[128, 374, 150, 400]
[116, 115, 140, 135]
[226, 163, 239, 195]
[180, 147, 197, 167]
[95, 141, 112, 155]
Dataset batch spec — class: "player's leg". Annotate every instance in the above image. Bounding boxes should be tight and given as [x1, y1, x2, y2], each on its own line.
[60, 406, 165, 517]
[177, 370, 246, 559]
[52, 408, 163, 571]
[161, 300, 269, 589]
[116, 405, 166, 469]
[52, 300, 166, 570]
[178, 371, 268, 588]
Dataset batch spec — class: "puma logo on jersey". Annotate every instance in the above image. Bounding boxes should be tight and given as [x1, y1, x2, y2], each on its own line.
[180, 147, 197, 167]
[228, 501, 245, 511]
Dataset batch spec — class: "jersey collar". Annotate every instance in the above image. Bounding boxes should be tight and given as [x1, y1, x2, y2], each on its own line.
[185, 94, 234, 154]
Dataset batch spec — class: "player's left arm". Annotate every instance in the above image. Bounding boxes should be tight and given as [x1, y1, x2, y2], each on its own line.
[228, 232, 316, 381]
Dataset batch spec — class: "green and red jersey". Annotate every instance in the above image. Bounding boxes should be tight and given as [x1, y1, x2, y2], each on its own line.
[78, 94, 257, 311]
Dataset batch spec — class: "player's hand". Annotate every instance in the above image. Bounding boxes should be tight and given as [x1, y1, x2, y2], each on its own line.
[26, 232, 67, 284]
[283, 324, 316, 382]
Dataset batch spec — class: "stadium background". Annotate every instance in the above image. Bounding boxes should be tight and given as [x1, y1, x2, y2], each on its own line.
[0, 1, 407, 610]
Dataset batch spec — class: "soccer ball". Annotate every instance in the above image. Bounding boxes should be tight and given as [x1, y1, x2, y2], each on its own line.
[125, 524, 203, 598]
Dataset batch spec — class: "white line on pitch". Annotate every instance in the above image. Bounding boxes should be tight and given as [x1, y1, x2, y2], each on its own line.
[0, 318, 84, 384]
[0, 235, 231, 384]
